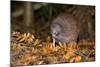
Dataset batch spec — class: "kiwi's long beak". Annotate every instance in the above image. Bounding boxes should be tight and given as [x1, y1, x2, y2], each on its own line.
[53, 37, 55, 47]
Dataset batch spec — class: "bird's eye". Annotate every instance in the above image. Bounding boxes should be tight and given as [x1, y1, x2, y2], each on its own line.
[54, 32, 59, 36]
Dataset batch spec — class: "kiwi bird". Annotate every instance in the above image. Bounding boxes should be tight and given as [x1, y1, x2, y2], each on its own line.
[50, 13, 79, 46]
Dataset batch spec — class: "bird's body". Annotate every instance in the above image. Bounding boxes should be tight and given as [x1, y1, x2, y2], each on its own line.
[50, 13, 79, 44]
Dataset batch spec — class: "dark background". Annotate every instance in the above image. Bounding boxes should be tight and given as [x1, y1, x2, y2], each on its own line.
[11, 1, 95, 41]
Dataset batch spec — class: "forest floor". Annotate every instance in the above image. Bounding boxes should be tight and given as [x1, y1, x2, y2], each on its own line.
[11, 32, 95, 67]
